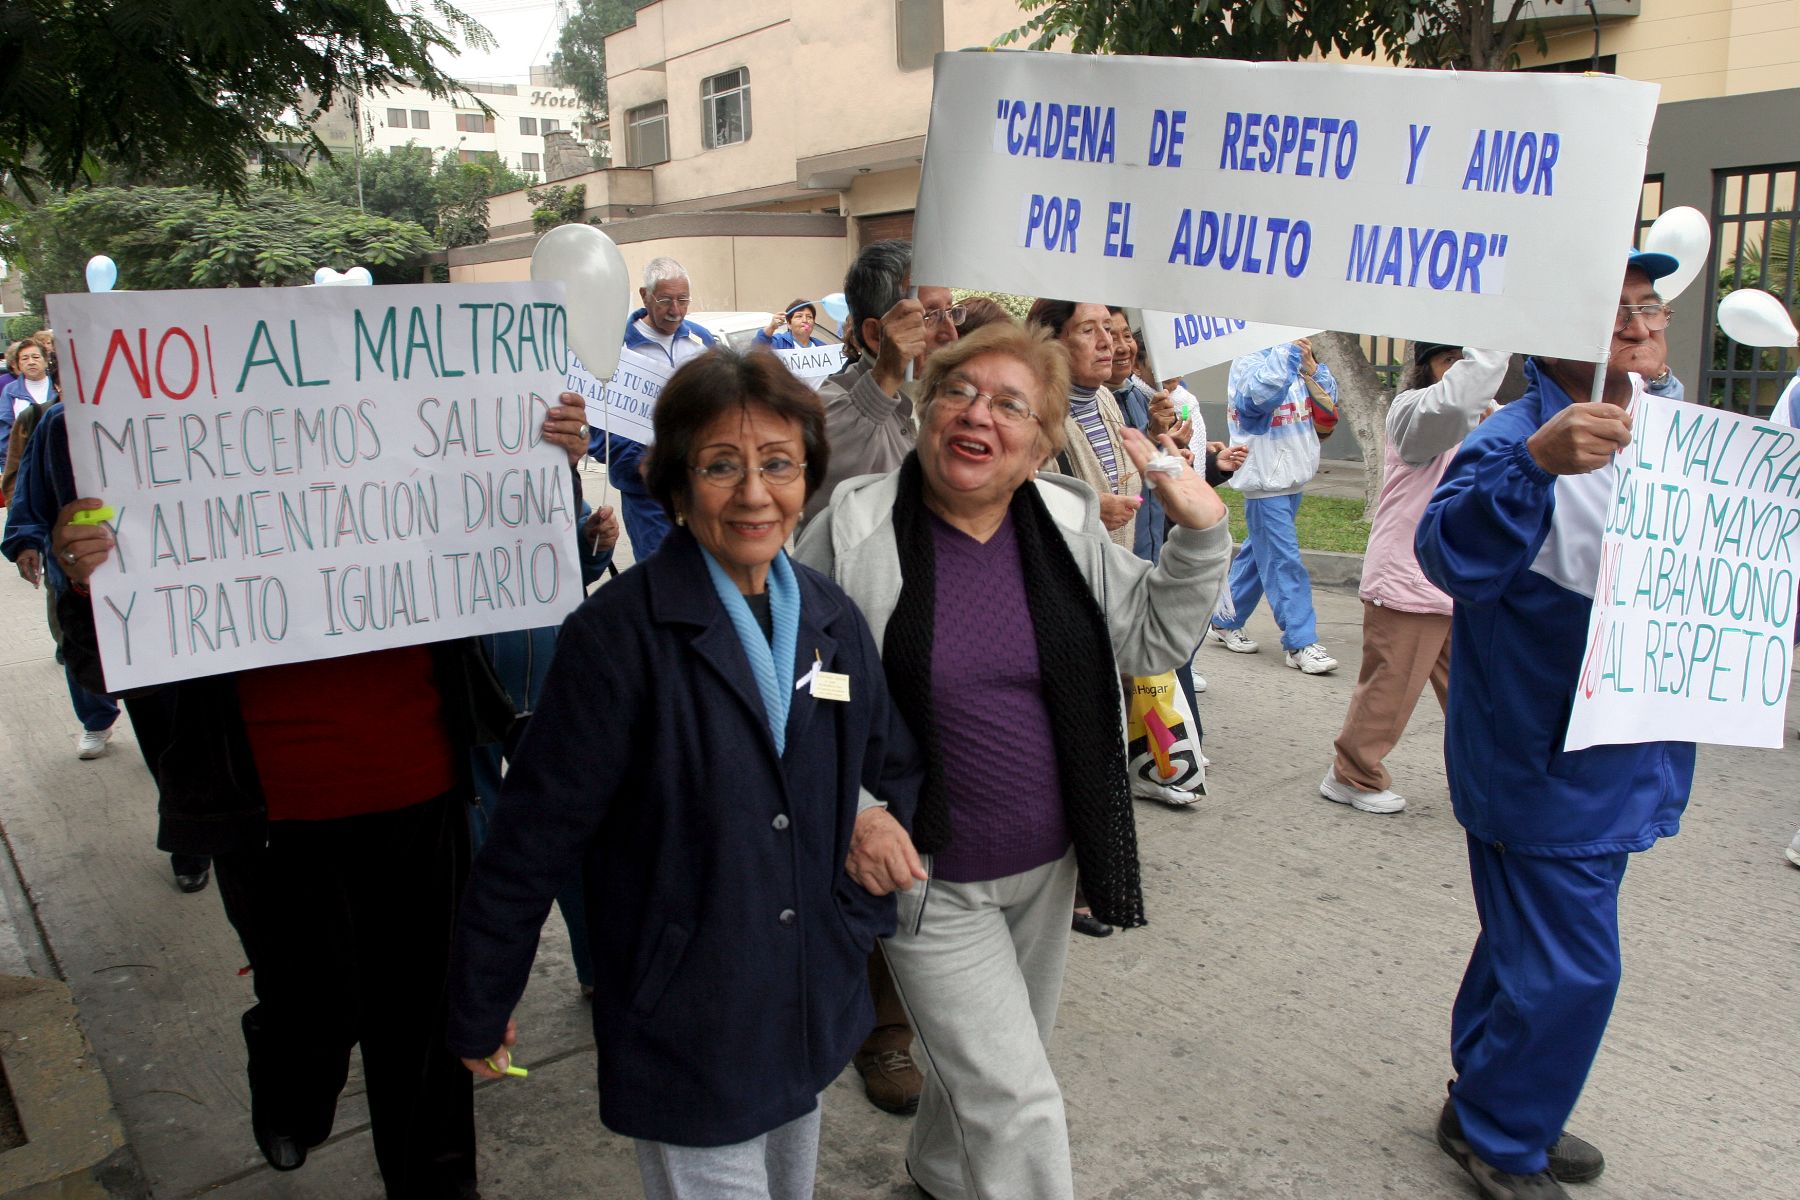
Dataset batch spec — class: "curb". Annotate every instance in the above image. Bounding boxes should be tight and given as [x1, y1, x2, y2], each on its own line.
[1301, 548, 1363, 591]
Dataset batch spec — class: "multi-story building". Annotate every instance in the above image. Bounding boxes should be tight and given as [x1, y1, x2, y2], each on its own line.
[444, 0, 1798, 411]
[311, 68, 601, 179]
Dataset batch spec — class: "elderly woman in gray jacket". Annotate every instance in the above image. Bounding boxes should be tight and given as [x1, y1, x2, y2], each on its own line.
[795, 321, 1230, 1200]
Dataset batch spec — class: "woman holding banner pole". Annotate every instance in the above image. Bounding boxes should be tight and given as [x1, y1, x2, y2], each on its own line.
[47, 397, 595, 1200]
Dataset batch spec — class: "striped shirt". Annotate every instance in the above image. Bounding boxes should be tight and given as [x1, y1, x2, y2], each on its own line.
[1069, 388, 1120, 490]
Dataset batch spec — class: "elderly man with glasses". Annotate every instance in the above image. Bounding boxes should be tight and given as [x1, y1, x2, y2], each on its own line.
[803, 240, 963, 525]
[1414, 248, 1696, 1200]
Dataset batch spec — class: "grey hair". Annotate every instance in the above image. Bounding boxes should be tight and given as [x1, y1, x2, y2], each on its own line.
[642, 256, 688, 291]
[843, 239, 912, 351]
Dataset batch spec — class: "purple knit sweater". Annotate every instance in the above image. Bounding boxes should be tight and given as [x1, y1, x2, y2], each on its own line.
[928, 512, 1070, 883]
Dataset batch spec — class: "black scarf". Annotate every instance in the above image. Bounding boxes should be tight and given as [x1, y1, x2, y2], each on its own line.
[881, 454, 1146, 929]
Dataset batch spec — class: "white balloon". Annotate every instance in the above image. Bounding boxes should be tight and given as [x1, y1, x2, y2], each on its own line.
[313, 267, 338, 285]
[344, 266, 373, 286]
[532, 224, 631, 379]
[1642, 206, 1710, 301]
[1717, 289, 1799, 349]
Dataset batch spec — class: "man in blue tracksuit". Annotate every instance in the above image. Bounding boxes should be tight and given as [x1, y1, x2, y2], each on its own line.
[1415, 248, 1694, 1200]
[1209, 339, 1341, 674]
[590, 256, 716, 560]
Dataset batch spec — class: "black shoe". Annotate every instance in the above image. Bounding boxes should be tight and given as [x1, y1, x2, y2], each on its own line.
[253, 1126, 306, 1172]
[175, 869, 210, 894]
[1546, 1131, 1604, 1183]
[1071, 910, 1113, 938]
[1437, 1098, 1571, 1198]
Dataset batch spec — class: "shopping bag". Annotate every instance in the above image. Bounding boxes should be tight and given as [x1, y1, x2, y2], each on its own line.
[1127, 672, 1206, 805]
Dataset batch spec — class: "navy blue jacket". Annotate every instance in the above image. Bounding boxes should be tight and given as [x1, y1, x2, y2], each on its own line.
[446, 529, 921, 1146]
[1417, 360, 1693, 856]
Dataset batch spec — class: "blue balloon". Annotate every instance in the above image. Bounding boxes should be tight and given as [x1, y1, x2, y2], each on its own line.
[85, 255, 118, 293]
[819, 292, 849, 323]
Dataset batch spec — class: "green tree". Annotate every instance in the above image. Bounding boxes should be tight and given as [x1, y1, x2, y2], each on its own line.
[0, 0, 493, 201]
[8, 185, 436, 312]
[552, 0, 659, 120]
[529, 183, 588, 233]
[1004, 0, 1540, 71]
[312, 145, 531, 243]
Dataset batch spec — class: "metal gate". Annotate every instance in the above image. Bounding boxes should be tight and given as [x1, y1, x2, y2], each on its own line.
[1701, 164, 1799, 415]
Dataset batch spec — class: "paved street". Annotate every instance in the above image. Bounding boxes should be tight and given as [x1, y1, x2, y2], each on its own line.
[0, 485, 1795, 1198]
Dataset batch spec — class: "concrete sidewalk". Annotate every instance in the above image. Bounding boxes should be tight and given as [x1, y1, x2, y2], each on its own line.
[0, 530, 1795, 1197]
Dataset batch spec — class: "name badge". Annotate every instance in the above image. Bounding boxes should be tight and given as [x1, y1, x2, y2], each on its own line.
[810, 671, 851, 702]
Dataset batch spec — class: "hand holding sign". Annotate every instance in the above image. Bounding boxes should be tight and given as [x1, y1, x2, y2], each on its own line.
[872, 298, 929, 394]
[1527, 402, 1633, 475]
[50, 499, 116, 587]
[1121, 427, 1226, 531]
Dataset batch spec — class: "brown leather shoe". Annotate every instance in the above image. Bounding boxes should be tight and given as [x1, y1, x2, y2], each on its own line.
[854, 1046, 922, 1115]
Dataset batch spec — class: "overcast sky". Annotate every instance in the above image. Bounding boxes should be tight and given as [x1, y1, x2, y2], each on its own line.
[435, 0, 572, 85]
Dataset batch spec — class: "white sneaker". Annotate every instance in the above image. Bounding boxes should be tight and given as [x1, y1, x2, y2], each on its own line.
[1786, 828, 1800, 868]
[1320, 770, 1406, 814]
[76, 727, 114, 760]
[1285, 643, 1338, 674]
[1209, 626, 1259, 654]
[1191, 673, 1208, 694]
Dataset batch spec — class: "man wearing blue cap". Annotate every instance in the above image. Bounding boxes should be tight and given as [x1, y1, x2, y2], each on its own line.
[1415, 248, 1692, 1200]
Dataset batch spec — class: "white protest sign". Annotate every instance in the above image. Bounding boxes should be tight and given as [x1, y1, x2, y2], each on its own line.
[776, 343, 848, 386]
[565, 349, 667, 445]
[1564, 393, 1800, 751]
[914, 51, 1658, 362]
[1131, 308, 1320, 378]
[52, 283, 583, 691]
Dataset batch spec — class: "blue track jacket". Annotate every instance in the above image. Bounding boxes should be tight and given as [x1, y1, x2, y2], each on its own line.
[1416, 360, 1694, 857]
[591, 311, 716, 479]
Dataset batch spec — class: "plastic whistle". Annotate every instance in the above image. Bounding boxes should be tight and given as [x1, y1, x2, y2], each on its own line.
[69, 506, 116, 526]
[485, 1056, 529, 1079]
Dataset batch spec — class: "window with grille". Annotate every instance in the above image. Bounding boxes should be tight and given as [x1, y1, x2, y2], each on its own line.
[1704, 164, 1799, 415]
[411, 110, 430, 129]
[701, 69, 750, 150]
[387, 108, 409, 128]
[628, 101, 669, 166]
[521, 152, 541, 172]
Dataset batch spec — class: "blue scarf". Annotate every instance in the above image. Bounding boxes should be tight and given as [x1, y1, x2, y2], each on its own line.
[700, 547, 801, 756]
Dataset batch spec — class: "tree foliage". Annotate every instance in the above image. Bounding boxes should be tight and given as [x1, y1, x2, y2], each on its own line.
[8, 185, 437, 312]
[1001, 0, 1541, 72]
[311, 144, 532, 243]
[0, 0, 493, 201]
[529, 183, 588, 233]
[552, 0, 659, 120]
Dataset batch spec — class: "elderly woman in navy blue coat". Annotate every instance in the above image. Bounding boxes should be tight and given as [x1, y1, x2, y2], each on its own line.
[446, 347, 923, 1200]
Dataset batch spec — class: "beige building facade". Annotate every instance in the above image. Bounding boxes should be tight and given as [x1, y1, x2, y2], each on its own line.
[446, 0, 1800, 378]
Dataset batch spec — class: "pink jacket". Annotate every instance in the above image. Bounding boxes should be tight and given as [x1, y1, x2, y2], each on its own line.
[1360, 349, 1510, 615]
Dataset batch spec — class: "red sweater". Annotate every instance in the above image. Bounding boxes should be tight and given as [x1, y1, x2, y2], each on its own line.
[237, 646, 458, 821]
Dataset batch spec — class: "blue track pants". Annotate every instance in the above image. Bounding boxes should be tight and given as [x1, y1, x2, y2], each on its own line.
[1213, 491, 1317, 651]
[1449, 834, 1629, 1175]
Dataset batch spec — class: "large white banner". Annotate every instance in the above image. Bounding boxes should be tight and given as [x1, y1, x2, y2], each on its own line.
[914, 51, 1658, 362]
[1565, 394, 1800, 751]
[52, 283, 583, 690]
[1130, 308, 1319, 378]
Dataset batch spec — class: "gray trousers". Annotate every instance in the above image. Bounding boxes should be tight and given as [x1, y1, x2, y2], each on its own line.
[634, 1099, 822, 1200]
[883, 849, 1079, 1200]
